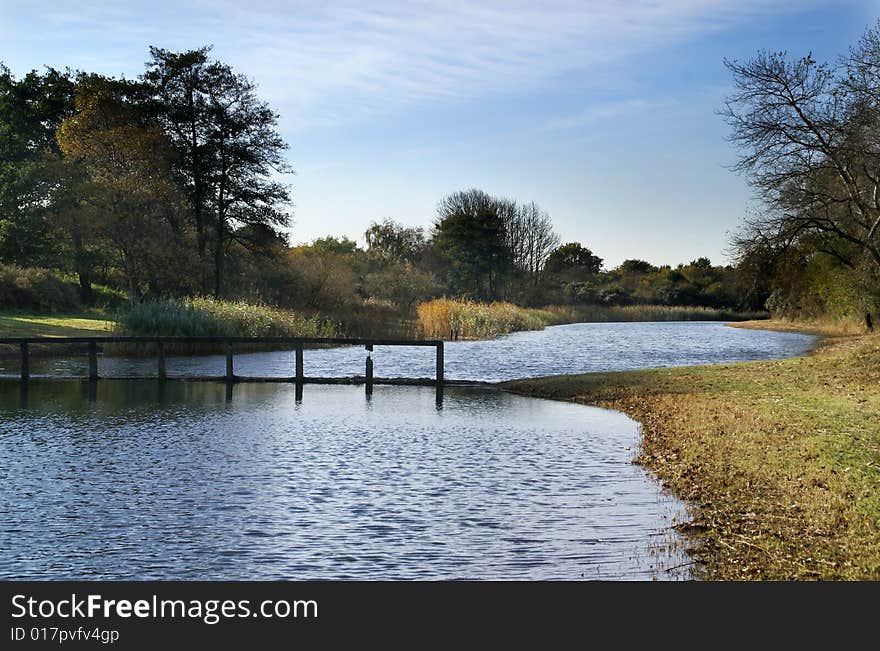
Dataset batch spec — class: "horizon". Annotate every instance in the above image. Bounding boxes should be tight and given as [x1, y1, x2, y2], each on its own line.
[1, 0, 876, 267]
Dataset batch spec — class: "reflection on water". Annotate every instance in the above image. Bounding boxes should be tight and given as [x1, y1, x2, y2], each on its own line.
[0, 380, 689, 580]
[0, 321, 816, 382]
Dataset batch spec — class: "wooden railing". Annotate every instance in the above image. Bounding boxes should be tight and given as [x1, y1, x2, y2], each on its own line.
[0, 336, 445, 397]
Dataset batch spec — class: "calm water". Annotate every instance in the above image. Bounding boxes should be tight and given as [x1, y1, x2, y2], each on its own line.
[1, 381, 688, 580]
[0, 322, 817, 580]
[1, 321, 817, 382]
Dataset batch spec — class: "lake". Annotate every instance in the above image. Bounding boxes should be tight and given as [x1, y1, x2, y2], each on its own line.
[1, 321, 817, 382]
[0, 322, 816, 580]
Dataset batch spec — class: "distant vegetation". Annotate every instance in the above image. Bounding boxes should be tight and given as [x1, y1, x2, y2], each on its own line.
[4, 28, 879, 337]
[544, 304, 767, 323]
[0, 264, 124, 312]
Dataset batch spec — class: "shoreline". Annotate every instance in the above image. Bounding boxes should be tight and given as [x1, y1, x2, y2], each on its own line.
[502, 320, 880, 580]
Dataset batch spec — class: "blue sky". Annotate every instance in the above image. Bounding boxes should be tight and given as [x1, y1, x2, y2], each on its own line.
[1, 1, 876, 267]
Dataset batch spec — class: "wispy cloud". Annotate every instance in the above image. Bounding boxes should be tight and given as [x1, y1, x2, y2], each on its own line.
[542, 98, 680, 131]
[4, 0, 821, 131]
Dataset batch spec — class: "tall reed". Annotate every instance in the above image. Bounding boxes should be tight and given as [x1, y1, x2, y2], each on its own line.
[416, 298, 557, 339]
[112, 297, 340, 354]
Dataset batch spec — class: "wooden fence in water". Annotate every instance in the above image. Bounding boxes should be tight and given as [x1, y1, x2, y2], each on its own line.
[0, 336, 445, 399]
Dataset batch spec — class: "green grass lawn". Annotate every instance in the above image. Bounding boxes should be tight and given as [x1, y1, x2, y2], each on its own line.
[0, 312, 116, 338]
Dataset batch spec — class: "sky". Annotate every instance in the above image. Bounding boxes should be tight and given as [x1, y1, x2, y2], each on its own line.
[1, 0, 877, 267]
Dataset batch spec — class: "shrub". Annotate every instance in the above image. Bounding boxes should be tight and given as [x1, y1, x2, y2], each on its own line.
[0, 264, 81, 312]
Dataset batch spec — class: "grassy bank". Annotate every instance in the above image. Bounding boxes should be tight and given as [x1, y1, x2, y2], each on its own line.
[503, 326, 880, 580]
[417, 298, 557, 339]
[0, 311, 115, 357]
[728, 315, 867, 336]
[0, 312, 115, 338]
[545, 304, 768, 323]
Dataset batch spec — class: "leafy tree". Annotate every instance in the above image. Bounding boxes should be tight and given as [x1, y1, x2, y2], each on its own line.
[144, 46, 292, 297]
[433, 189, 512, 299]
[309, 236, 359, 257]
[617, 259, 657, 274]
[544, 242, 603, 275]
[364, 218, 426, 264]
[56, 76, 190, 301]
[0, 65, 75, 269]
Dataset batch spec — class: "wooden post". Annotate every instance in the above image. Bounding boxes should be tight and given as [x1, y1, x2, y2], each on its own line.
[435, 341, 444, 405]
[157, 341, 166, 380]
[88, 341, 98, 380]
[19, 342, 29, 382]
[365, 343, 373, 396]
[295, 343, 304, 384]
[435, 342, 444, 387]
[295, 342, 304, 402]
[225, 340, 234, 381]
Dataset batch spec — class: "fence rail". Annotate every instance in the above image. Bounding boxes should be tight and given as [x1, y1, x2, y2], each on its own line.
[2, 336, 445, 398]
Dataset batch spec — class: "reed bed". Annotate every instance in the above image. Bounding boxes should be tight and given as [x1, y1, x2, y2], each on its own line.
[111, 297, 340, 354]
[416, 298, 557, 339]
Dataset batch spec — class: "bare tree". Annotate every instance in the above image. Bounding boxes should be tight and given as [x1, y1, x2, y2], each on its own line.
[721, 30, 880, 272]
[512, 201, 559, 286]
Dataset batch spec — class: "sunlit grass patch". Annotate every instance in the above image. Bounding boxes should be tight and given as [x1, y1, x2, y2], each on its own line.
[0, 312, 115, 338]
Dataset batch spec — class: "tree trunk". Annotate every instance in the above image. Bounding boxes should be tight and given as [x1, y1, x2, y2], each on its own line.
[123, 252, 139, 306]
[70, 220, 93, 305]
[213, 214, 224, 299]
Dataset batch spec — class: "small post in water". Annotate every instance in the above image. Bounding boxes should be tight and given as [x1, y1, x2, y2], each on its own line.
[19, 342, 29, 382]
[225, 340, 234, 381]
[157, 341, 166, 380]
[365, 343, 373, 396]
[435, 341, 444, 405]
[295, 343, 304, 384]
[88, 341, 98, 381]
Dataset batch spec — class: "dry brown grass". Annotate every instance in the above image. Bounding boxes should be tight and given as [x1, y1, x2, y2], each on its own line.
[504, 332, 880, 580]
[416, 298, 555, 339]
[731, 317, 869, 336]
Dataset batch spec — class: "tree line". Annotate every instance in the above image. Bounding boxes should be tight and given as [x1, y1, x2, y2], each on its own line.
[1, 46, 289, 303]
[1, 43, 821, 323]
